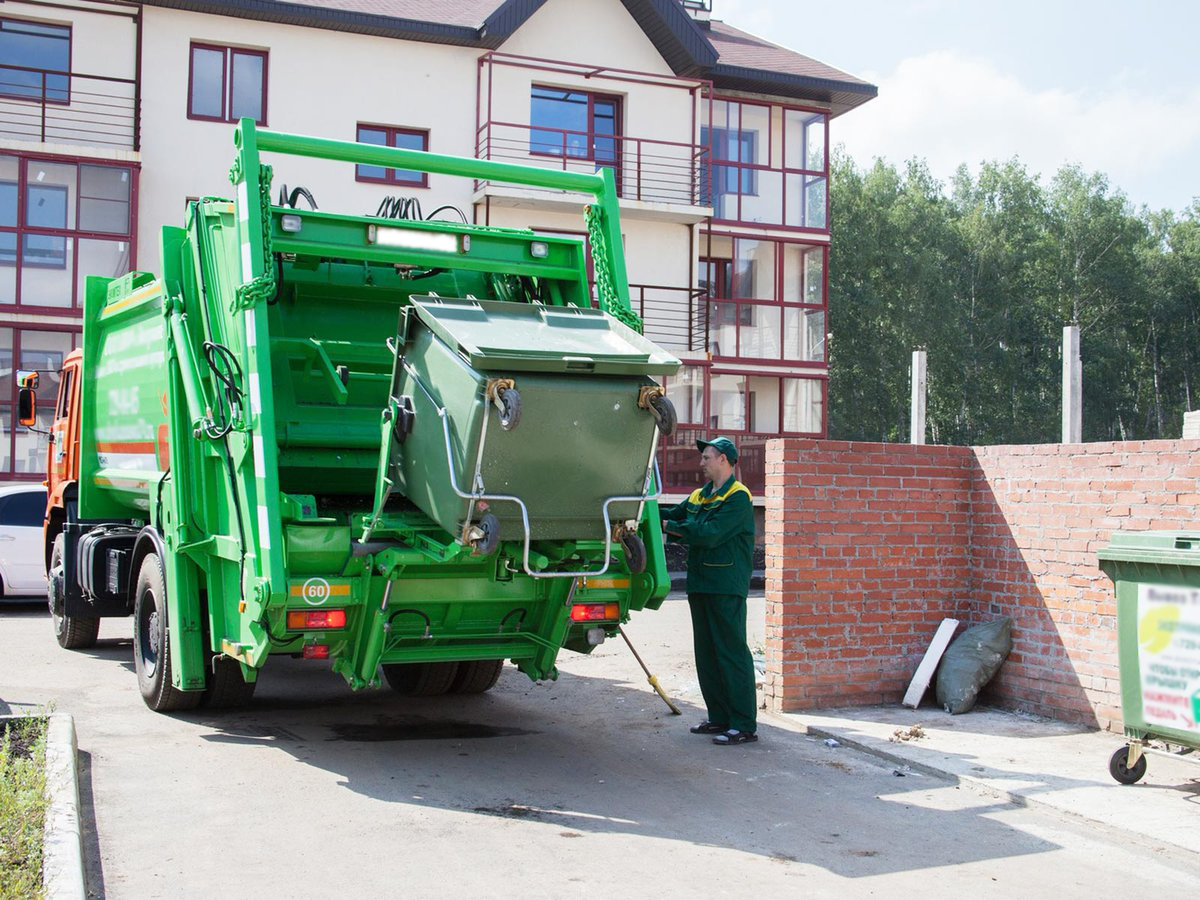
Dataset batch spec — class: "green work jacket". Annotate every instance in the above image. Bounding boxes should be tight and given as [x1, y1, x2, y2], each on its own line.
[661, 475, 755, 597]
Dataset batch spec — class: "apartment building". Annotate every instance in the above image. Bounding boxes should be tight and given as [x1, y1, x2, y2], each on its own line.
[0, 0, 875, 498]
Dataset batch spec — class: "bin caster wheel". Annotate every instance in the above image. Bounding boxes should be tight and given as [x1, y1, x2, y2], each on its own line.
[497, 387, 521, 431]
[648, 394, 677, 437]
[1109, 745, 1147, 784]
[620, 531, 647, 574]
[471, 513, 501, 557]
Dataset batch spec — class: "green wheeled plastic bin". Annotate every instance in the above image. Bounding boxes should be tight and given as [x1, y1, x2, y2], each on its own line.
[365, 294, 680, 576]
[1098, 532, 1200, 784]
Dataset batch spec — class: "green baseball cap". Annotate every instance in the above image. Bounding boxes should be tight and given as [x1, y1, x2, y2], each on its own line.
[696, 436, 738, 463]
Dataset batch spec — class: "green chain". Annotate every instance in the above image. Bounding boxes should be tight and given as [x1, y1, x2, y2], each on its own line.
[232, 163, 276, 311]
[585, 205, 643, 333]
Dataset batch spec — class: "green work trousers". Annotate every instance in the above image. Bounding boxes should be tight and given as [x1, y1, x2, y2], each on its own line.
[688, 592, 757, 734]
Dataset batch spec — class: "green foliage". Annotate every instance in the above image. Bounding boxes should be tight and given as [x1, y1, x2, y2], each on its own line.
[829, 151, 1200, 443]
[0, 717, 47, 900]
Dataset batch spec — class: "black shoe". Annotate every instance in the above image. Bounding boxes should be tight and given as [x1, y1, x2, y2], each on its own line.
[713, 729, 758, 745]
[690, 721, 728, 735]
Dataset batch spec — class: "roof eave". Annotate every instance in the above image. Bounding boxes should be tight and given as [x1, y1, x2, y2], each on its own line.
[142, 0, 485, 46]
[710, 63, 878, 117]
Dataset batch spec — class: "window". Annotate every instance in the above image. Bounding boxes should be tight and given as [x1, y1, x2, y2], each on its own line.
[188, 43, 267, 125]
[0, 488, 46, 526]
[3, 327, 79, 475]
[702, 98, 829, 230]
[355, 125, 429, 187]
[530, 86, 621, 171]
[0, 18, 70, 103]
[0, 155, 134, 309]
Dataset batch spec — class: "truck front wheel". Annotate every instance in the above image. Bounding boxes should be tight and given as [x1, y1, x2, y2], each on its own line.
[49, 534, 99, 650]
[133, 553, 201, 712]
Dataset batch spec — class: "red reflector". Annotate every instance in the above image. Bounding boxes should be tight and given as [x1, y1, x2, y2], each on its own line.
[303, 645, 330, 660]
[287, 609, 347, 630]
[570, 603, 620, 623]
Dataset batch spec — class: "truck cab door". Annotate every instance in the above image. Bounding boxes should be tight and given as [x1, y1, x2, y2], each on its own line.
[48, 359, 80, 493]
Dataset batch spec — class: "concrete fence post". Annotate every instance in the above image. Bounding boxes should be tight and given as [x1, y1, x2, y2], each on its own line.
[910, 349, 927, 445]
[1062, 325, 1082, 443]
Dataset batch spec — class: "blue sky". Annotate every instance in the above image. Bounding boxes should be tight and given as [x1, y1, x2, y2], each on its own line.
[715, 0, 1200, 213]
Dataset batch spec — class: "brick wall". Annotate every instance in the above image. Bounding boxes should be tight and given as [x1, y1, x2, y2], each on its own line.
[765, 438, 1200, 730]
[764, 440, 975, 710]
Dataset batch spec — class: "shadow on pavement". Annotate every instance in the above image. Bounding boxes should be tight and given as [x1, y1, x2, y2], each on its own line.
[184, 656, 1064, 879]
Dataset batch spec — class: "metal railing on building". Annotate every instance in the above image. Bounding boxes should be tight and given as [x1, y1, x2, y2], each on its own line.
[476, 121, 706, 206]
[0, 64, 139, 151]
[628, 283, 709, 354]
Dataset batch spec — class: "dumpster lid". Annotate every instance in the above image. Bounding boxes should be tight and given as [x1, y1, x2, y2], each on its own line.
[1097, 531, 1200, 566]
[408, 296, 681, 376]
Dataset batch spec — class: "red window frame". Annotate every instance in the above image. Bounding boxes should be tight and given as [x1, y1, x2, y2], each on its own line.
[186, 42, 269, 126]
[700, 231, 829, 368]
[0, 17, 72, 106]
[706, 369, 828, 437]
[355, 124, 430, 188]
[0, 152, 138, 313]
[0, 322, 83, 480]
[703, 95, 831, 234]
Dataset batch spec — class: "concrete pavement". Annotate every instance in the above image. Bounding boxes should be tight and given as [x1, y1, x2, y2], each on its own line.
[3, 593, 1199, 898]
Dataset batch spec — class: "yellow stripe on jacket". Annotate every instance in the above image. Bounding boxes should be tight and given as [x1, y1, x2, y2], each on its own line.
[687, 480, 753, 506]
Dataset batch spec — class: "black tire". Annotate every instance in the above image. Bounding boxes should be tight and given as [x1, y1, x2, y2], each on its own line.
[1109, 745, 1147, 785]
[382, 662, 460, 696]
[48, 534, 99, 650]
[649, 394, 677, 437]
[450, 659, 505, 694]
[200, 655, 257, 709]
[133, 553, 202, 712]
[620, 531, 647, 574]
[472, 512, 500, 557]
[497, 387, 521, 431]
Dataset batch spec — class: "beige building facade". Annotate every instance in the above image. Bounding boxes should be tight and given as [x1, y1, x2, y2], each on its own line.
[0, 0, 875, 497]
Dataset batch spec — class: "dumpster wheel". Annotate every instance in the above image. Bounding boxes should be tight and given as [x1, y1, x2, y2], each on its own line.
[497, 387, 521, 431]
[470, 513, 501, 557]
[619, 530, 647, 574]
[1109, 745, 1147, 784]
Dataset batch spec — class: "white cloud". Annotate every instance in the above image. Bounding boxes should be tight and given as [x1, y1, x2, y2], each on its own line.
[833, 51, 1200, 210]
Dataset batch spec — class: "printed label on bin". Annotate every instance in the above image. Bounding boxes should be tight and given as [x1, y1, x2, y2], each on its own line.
[1137, 583, 1200, 736]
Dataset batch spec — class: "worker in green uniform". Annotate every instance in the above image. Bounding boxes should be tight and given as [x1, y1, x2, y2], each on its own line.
[660, 436, 758, 745]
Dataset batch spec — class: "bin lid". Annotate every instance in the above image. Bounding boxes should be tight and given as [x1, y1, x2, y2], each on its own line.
[1097, 531, 1200, 566]
[408, 296, 681, 376]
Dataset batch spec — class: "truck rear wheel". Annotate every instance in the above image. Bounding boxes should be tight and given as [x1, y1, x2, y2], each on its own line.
[201, 655, 257, 709]
[450, 659, 504, 694]
[382, 662, 460, 696]
[49, 534, 99, 650]
[133, 553, 202, 712]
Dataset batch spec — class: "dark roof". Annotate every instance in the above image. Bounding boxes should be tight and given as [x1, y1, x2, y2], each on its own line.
[704, 20, 876, 116]
[142, 0, 876, 113]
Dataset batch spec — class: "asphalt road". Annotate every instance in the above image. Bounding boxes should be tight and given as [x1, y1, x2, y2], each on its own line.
[3, 594, 1198, 898]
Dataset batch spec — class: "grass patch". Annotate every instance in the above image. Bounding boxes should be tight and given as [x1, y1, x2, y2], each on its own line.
[1, 716, 47, 900]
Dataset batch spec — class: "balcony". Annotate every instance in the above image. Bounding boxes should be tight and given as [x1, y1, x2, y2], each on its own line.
[475, 121, 710, 222]
[629, 283, 709, 355]
[0, 64, 139, 152]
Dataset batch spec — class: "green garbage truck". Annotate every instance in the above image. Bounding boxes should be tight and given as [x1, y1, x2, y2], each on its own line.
[31, 120, 680, 712]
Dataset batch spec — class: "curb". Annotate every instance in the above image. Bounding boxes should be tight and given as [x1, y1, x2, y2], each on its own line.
[43, 713, 87, 900]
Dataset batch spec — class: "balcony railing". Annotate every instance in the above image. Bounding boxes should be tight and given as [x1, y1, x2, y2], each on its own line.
[0, 64, 139, 151]
[628, 283, 709, 354]
[476, 121, 706, 206]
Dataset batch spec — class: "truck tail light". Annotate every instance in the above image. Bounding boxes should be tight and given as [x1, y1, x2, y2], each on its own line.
[287, 609, 347, 631]
[570, 603, 619, 623]
[303, 645, 330, 660]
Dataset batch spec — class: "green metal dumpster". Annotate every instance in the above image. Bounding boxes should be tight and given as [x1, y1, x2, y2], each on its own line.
[365, 295, 679, 574]
[1098, 532, 1200, 783]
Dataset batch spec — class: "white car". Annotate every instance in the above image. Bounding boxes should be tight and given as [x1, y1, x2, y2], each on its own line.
[0, 483, 48, 598]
